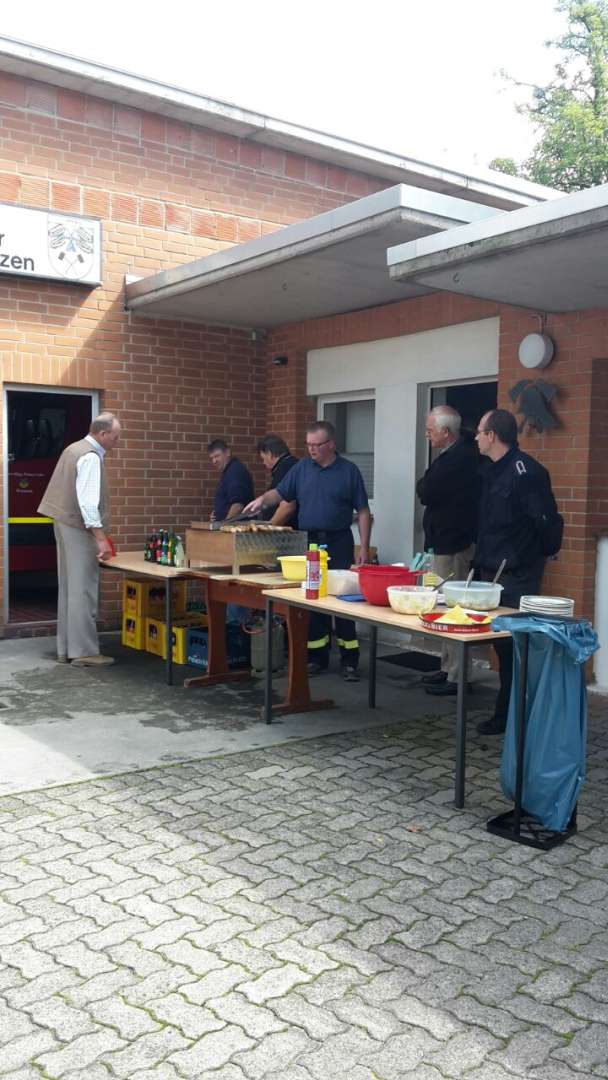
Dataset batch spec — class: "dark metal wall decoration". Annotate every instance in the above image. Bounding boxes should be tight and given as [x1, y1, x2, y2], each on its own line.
[509, 379, 559, 434]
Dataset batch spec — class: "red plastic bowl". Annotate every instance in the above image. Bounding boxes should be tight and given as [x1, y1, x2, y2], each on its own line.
[358, 564, 419, 606]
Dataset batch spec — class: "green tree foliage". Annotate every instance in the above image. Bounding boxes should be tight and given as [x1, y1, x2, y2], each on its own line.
[493, 1, 608, 191]
[488, 157, 520, 176]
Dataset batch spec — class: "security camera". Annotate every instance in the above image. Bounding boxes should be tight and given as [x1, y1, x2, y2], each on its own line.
[272, 355, 288, 366]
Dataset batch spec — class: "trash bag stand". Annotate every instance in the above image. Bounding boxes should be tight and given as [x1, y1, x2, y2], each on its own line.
[486, 629, 578, 851]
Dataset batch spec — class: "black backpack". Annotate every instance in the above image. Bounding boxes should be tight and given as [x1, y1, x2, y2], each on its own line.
[537, 509, 564, 557]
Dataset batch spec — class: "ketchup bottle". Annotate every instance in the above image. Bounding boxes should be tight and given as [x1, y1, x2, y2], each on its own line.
[305, 544, 320, 599]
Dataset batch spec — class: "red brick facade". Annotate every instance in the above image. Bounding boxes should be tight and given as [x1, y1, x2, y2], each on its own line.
[0, 70, 385, 630]
[1, 68, 606, 635]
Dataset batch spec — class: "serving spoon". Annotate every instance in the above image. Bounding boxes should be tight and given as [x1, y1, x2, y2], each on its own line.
[492, 558, 507, 585]
[462, 567, 475, 602]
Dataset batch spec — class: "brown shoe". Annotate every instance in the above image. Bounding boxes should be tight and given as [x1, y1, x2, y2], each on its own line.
[71, 655, 115, 667]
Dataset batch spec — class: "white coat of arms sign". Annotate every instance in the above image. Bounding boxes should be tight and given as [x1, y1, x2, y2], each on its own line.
[0, 202, 102, 286]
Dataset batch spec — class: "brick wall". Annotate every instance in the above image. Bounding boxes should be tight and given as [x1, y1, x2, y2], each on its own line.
[1, 68, 605, 634]
[266, 295, 608, 624]
[0, 70, 387, 630]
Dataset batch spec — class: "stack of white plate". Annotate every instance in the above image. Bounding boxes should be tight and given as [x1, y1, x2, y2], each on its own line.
[519, 595, 575, 617]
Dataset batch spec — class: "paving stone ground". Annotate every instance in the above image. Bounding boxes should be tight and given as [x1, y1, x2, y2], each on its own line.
[1, 689, 607, 1079]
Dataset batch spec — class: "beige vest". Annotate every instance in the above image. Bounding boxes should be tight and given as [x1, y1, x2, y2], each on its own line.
[38, 438, 109, 530]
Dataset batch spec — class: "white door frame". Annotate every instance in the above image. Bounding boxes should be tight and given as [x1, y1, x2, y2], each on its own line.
[317, 388, 376, 511]
[2, 384, 99, 624]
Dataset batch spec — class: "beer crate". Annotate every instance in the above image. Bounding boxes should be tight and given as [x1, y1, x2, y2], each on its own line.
[123, 578, 187, 618]
[122, 612, 145, 651]
[187, 622, 250, 671]
[145, 614, 207, 664]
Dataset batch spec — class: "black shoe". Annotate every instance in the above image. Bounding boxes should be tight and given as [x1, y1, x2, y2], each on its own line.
[307, 661, 328, 676]
[341, 666, 360, 683]
[425, 681, 473, 697]
[421, 670, 447, 686]
[477, 715, 506, 735]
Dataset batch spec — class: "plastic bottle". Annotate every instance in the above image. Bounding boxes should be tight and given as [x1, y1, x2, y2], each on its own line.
[305, 544, 320, 599]
[318, 545, 329, 597]
[422, 548, 441, 588]
[174, 536, 186, 568]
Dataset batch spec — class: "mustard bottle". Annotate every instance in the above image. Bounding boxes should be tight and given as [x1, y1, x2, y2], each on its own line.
[318, 545, 329, 597]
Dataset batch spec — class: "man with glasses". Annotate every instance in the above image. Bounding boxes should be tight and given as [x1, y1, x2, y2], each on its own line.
[245, 421, 371, 681]
[473, 408, 561, 735]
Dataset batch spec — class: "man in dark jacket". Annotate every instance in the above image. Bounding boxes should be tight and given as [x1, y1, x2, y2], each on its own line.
[473, 408, 561, 734]
[208, 439, 254, 521]
[257, 434, 298, 525]
[416, 406, 481, 696]
[257, 434, 297, 487]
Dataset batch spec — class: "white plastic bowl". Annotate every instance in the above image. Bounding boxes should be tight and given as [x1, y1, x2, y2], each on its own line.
[387, 585, 438, 615]
[327, 569, 360, 596]
[443, 580, 503, 611]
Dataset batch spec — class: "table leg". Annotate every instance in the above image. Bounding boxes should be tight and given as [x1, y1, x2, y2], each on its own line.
[165, 577, 173, 686]
[368, 625, 377, 708]
[268, 603, 335, 718]
[264, 597, 274, 725]
[454, 642, 468, 808]
[184, 579, 249, 689]
[513, 632, 530, 836]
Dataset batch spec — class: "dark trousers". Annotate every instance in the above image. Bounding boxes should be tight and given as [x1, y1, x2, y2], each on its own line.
[481, 561, 545, 721]
[307, 529, 359, 670]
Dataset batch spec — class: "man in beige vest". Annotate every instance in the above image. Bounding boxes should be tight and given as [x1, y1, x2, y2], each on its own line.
[38, 413, 121, 666]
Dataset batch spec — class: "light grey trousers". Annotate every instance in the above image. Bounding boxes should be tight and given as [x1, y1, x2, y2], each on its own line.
[54, 522, 100, 660]
[434, 544, 476, 682]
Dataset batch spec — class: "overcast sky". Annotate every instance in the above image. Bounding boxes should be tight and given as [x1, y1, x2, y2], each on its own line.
[2, 0, 568, 173]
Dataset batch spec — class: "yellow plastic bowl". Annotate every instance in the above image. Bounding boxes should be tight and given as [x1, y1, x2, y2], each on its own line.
[278, 555, 307, 581]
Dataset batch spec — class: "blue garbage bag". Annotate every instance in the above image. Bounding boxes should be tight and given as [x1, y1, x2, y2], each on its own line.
[491, 615, 599, 833]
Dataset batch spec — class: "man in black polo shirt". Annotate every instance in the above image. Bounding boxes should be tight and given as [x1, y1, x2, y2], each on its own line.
[257, 434, 298, 525]
[245, 421, 371, 681]
[208, 439, 254, 521]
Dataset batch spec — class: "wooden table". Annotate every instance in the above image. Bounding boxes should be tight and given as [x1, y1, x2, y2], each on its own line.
[103, 555, 329, 715]
[184, 571, 334, 716]
[262, 588, 514, 808]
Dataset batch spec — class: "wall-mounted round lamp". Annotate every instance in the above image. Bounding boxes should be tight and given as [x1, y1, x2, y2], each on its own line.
[518, 332, 555, 370]
[272, 355, 288, 366]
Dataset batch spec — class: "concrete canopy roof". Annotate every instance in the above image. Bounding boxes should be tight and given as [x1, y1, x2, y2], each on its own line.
[387, 182, 608, 312]
[125, 184, 502, 328]
[0, 34, 559, 211]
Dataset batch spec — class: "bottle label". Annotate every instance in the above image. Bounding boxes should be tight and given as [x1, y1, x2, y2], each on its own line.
[305, 557, 320, 598]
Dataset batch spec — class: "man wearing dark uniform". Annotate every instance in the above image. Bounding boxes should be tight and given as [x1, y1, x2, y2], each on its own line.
[257, 434, 298, 524]
[208, 439, 254, 521]
[257, 434, 298, 488]
[474, 408, 562, 735]
[245, 421, 371, 681]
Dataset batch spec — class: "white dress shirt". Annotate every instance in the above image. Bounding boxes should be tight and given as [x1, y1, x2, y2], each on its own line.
[76, 435, 105, 529]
